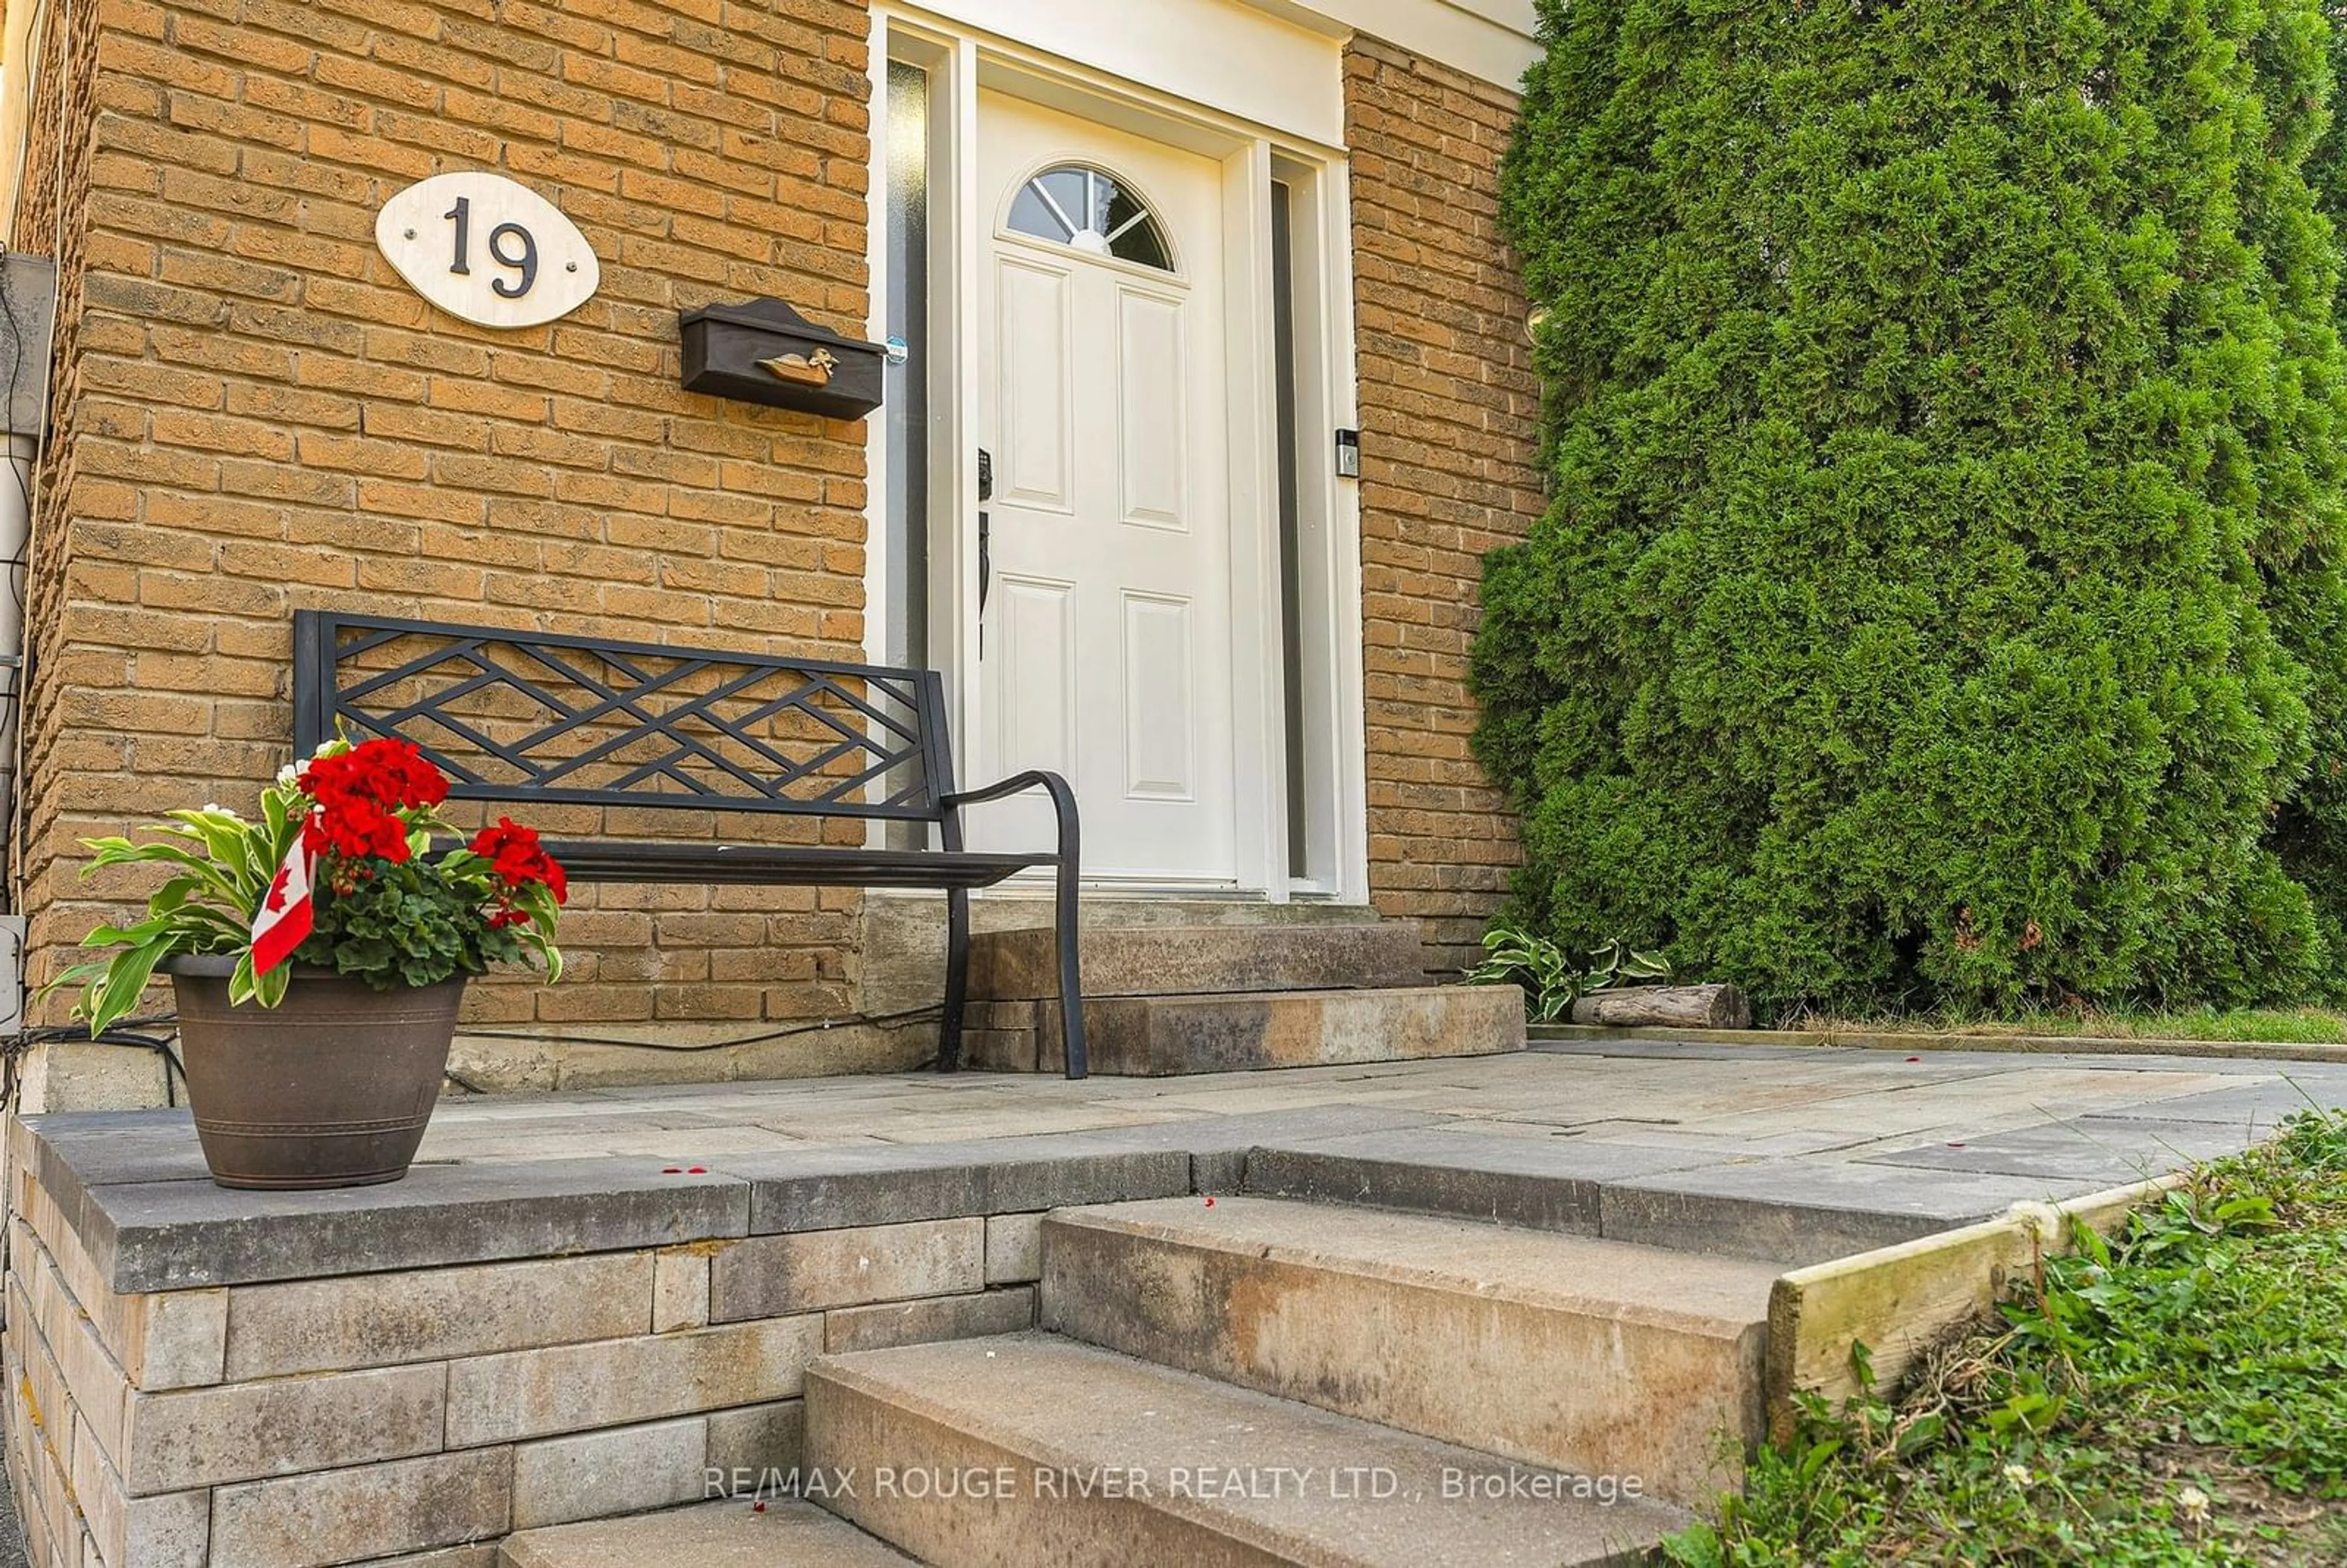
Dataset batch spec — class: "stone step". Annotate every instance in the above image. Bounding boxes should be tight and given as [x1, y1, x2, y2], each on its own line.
[500, 1498, 917, 1567]
[969, 984, 1524, 1076]
[1240, 1124, 1722, 1238]
[1241, 1126, 2081, 1267]
[1038, 1196, 1772, 1506]
[969, 920, 1431, 1002]
[804, 1332, 1689, 1567]
[861, 898, 1394, 1017]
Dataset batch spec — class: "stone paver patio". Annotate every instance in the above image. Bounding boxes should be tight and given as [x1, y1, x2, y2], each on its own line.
[410, 1036, 2347, 1185]
[23, 1039, 2345, 1294]
[18, 1028, 2347, 1568]
[12, 1038, 2346, 1568]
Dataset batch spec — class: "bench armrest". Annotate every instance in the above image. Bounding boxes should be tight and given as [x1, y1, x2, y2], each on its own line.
[939, 769, 1076, 817]
[939, 769, 1079, 871]
[938, 769, 1086, 1078]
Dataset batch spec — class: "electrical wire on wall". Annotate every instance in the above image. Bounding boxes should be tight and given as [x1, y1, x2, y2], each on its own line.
[0, 1005, 946, 1103]
[0, 1016, 180, 1110]
[439, 1006, 949, 1093]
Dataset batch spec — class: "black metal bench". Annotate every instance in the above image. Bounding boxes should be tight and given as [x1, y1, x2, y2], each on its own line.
[290, 610, 1085, 1077]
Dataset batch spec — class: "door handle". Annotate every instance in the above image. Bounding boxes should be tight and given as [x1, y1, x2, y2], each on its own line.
[977, 448, 993, 657]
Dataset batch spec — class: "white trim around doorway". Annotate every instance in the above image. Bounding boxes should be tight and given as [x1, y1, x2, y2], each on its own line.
[864, 4, 1369, 906]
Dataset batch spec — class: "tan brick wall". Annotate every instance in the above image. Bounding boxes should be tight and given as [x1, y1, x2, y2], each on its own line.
[1343, 36, 1538, 974]
[9, 0, 880, 1058]
[6, 10, 1534, 1099]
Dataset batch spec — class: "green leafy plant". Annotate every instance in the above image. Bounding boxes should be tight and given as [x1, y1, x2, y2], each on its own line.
[1478, 0, 2347, 1013]
[1665, 1106, 2347, 1564]
[49, 737, 567, 1033]
[1464, 922, 1669, 1022]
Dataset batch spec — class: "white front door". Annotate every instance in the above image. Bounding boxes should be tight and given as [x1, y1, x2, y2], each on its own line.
[971, 90, 1240, 885]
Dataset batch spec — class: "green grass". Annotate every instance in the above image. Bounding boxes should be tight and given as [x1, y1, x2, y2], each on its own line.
[1771, 1005, 2347, 1046]
[1668, 1109, 2347, 1566]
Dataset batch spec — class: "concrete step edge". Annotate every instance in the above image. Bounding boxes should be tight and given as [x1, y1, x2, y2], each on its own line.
[1037, 1200, 1768, 1507]
[969, 914, 1424, 940]
[806, 1333, 1688, 1566]
[810, 1350, 1361, 1567]
[499, 1497, 919, 1567]
[1235, 1135, 2000, 1268]
[985, 984, 1526, 1077]
[1090, 983, 1505, 1006]
[1041, 1198, 1772, 1341]
[969, 920, 1435, 1001]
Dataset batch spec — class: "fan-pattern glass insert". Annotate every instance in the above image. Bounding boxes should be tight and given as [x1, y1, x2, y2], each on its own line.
[1007, 164, 1172, 271]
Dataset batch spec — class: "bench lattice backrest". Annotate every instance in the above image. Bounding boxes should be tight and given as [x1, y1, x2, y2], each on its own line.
[292, 612, 951, 821]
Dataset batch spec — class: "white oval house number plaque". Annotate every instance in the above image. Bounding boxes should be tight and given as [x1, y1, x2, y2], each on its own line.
[375, 172, 600, 330]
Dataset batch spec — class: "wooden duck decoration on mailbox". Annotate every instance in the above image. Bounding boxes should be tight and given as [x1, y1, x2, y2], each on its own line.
[678, 298, 885, 420]
[761, 346, 840, 388]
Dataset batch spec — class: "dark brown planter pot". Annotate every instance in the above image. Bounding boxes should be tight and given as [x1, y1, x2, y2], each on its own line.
[164, 956, 465, 1191]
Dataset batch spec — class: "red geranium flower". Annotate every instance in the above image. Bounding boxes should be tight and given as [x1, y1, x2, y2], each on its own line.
[472, 816, 568, 904]
[298, 739, 451, 866]
[303, 799, 410, 862]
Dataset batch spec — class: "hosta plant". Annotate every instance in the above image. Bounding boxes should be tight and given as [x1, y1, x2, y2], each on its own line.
[1465, 923, 1670, 1023]
[53, 736, 567, 1034]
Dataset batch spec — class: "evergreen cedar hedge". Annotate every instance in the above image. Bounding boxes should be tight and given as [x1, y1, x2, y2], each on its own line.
[1475, 0, 2347, 1011]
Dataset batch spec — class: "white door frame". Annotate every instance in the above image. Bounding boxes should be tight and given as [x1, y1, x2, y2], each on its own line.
[867, 4, 1370, 904]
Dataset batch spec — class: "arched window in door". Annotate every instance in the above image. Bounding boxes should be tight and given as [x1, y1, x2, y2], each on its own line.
[1005, 163, 1174, 271]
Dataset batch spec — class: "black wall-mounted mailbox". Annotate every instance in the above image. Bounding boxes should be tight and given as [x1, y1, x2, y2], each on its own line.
[678, 298, 886, 420]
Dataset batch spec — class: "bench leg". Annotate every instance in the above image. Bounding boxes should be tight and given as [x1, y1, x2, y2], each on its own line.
[940, 887, 970, 1073]
[1056, 854, 1085, 1080]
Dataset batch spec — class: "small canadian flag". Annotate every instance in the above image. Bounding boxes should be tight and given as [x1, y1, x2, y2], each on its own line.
[251, 828, 315, 976]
